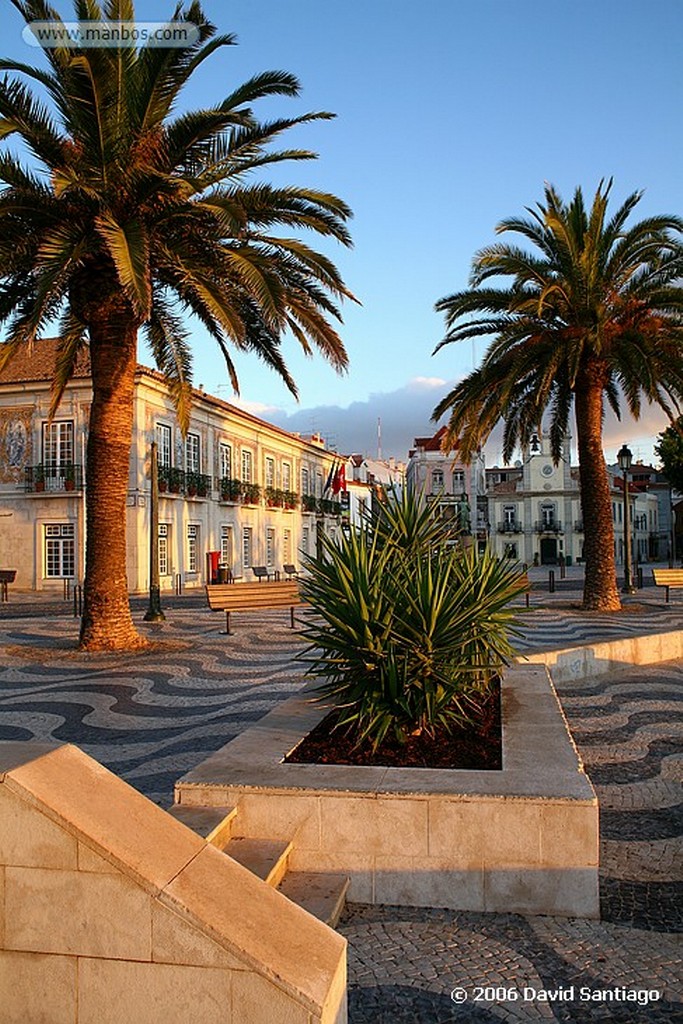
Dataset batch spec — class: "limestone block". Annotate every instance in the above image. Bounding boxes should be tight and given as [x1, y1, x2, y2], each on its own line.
[0, 783, 77, 869]
[78, 958, 232, 1024]
[288, 848, 374, 903]
[320, 796, 429, 857]
[374, 857, 485, 911]
[5, 866, 152, 959]
[485, 866, 599, 917]
[78, 841, 121, 873]
[152, 902, 243, 968]
[427, 799, 486, 867]
[539, 803, 599, 868]
[0, 949, 76, 1024]
[232, 792, 321, 849]
[231, 971, 310, 1024]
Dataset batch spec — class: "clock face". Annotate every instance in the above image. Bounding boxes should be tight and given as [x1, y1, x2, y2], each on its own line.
[541, 464, 553, 477]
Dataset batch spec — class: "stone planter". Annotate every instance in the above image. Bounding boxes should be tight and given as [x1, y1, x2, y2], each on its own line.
[176, 664, 599, 918]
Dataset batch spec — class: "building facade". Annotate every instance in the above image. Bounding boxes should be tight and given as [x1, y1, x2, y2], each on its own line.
[0, 342, 342, 592]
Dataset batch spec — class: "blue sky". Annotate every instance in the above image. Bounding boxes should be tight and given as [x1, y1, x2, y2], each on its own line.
[4, 0, 683, 462]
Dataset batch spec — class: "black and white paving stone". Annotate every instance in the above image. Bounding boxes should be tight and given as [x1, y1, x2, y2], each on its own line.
[0, 599, 681, 1021]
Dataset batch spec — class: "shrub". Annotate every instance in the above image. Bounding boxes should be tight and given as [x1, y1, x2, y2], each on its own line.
[298, 488, 527, 749]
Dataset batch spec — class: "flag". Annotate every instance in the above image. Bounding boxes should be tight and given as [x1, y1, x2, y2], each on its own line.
[324, 460, 338, 494]
[333, 463, 346, 494]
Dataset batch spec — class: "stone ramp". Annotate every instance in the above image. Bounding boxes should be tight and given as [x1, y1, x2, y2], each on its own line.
[0, 742, 346, 1024]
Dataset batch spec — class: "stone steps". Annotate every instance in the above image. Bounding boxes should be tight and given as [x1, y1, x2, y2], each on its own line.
[277, 871, 350, 928]
[171, 800, 349, 926]
[167, 804, 236, 849]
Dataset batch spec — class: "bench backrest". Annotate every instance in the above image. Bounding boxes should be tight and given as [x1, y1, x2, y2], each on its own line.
[652, 569, 683, 585]
[206, 581, 300, 610]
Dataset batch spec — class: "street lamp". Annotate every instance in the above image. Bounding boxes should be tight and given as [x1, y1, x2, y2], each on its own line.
[144, 439, 165, 621]
[617, 444, 636, 594]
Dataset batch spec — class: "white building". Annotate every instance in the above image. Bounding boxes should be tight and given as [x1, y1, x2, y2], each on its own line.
[406, 427, 487, 544]
[0, 341, 343, 592]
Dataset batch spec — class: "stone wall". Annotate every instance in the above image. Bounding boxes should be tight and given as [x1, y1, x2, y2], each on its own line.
[0, 742, 346, 1024]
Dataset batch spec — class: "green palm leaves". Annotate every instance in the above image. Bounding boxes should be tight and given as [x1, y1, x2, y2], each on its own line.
[433, 181, 683, 464]
[298, 489, 526, 749]
[0, 0, 356, 426]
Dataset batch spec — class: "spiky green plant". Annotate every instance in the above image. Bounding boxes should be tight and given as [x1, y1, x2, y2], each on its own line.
[298, 490, 527, 749]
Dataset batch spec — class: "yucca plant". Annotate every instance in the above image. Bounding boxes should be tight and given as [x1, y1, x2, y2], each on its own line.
[298, 489, 527, 750]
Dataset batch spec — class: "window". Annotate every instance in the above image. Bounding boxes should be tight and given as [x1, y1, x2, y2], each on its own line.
[431, 469, 444, 491]
[45, 524, 75, 578]
[266, 527, 275, 567]
[219, 442, 232, 479]
[452, 470, 465, 490]
[302, 527, 310, 554]
[301, 468, 310, 495]
[282, 462, 291, 491]
[541, 503, 555, 527]
[283, 528, 292, 563]
[503, 504, 517, 527]
[158, 524, 169, 576]
[265, 457, 275, 488]
[156, 423, 171, 467]
[241, 450, 253, 483]
[242, 527, 253, 569]
[187, 524, 199, 573]
[220, 525, 233, 566]
[43, 421, 74, 468]
[316, 472, 323, 498]
[185, 432, 200, 473]
[43, 422, 74, 488]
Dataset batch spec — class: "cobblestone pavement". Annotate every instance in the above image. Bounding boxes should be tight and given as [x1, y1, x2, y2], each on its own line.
[0, 602, 681, 1022]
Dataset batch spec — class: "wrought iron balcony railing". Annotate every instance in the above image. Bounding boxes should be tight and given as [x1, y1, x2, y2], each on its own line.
[497, 521, 523, 534]
[25, 463, 83, 493]
[535, 520, 563, 534]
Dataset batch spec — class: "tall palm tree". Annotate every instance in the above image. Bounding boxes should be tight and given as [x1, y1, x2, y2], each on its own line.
[433, 181, 683, 611]
[0, 0, 355, 648]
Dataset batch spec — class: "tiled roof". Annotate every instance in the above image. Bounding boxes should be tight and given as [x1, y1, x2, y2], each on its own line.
[0, 338, 91, 383]
[413, 425, 450, 451]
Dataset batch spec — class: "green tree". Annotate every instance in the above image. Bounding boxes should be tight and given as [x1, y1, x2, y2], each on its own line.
[655, 418, 683, 494]
[433, 182, 683, 611]
[0, 0, 355, 649]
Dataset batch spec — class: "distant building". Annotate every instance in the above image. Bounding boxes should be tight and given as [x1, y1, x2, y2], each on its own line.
[0, 340, 343, 592]
[406, 426, 487, 545]
[407, 426, 660, 566]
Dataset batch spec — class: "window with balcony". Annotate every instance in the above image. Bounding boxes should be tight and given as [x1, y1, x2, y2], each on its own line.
[283, 528, 292, 564]
[282, 462, 291, 491]
[241, 450, 253, 484]
[301, 526, 310, 554]
[301, 467, 310, 494]
[242, 527, 253, 569]
[156, 423, 171, 467]
[185, 433, 200, 474]
[219, 442, 232, 479]
[266, 527, 275, 568]
[431, 469, 444, 491]
[452, 470, 465, 490]
[220, 525, 233, 566]
[265, 456, 275, 488]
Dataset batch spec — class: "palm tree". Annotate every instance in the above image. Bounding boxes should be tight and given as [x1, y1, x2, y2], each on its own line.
[433, 181, 683, 611]
[0, 0, 355, 648]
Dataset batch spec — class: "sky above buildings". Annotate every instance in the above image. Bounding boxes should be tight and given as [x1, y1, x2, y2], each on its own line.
[4, 0, 683, 464]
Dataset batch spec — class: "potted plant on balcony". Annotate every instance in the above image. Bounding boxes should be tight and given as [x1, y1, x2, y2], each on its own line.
[186, 471, 198, 497]
[241, 482, 261, 504]
[265, 486, 284, 508]
[220, 477, 241, 502]
[168, 467, 183, 494]
[283, 490, 299, 510]
[33, 464, 45, 492]
[302, 493, 318, 513]
[63, 463, 76, 491]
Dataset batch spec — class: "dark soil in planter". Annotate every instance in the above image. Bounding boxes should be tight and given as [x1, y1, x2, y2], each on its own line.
[286, 681, 501, 770]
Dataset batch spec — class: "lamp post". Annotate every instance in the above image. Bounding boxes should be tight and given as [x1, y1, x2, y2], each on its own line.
[144, 439, 165, 621]
[617, 444, 636, 595]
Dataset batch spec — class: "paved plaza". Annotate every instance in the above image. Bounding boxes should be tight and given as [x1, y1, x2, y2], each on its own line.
[0, 581, 681, 1022]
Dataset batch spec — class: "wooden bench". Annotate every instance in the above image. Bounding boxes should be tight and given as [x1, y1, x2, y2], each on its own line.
[0, 569, 16, 603]
[652, 568, 683, 602]
[206, 581, 305, 634]
[283, 563, 299, 579]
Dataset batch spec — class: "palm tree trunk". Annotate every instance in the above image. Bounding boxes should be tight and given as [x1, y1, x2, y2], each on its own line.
[79, 312, 146, 650]
[575, 363, 621, 611]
